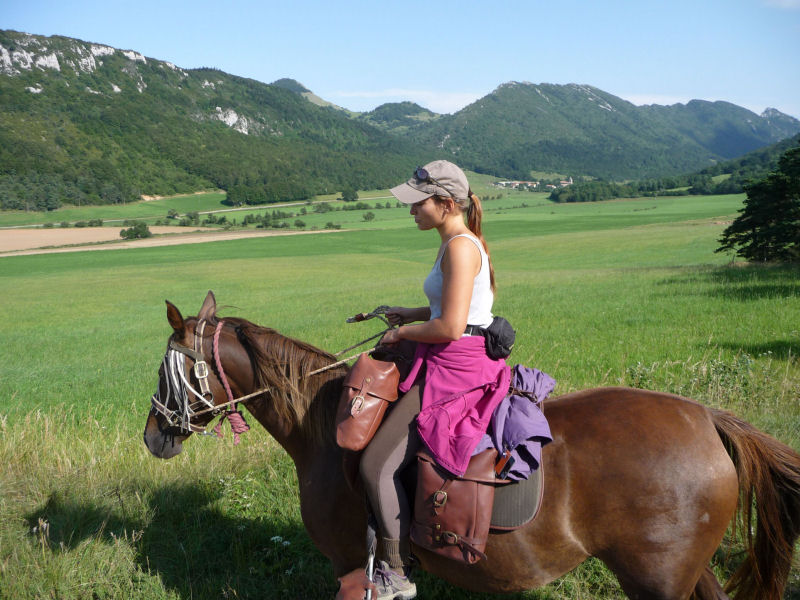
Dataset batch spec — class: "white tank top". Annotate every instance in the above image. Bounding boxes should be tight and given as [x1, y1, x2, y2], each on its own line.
[423, 233, 494, 329]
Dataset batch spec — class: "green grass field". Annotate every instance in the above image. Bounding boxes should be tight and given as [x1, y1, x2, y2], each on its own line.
[1, 192, 799, 599]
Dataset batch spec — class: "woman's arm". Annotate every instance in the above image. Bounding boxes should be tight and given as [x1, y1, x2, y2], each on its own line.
[382, 237, 480, 345]
[385, 306, 431, 326]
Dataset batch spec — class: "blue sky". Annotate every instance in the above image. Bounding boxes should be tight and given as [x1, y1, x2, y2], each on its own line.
[4, 0, 800, 118]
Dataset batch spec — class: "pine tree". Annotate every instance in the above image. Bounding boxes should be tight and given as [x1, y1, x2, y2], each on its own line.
[717, 146, 800, 262]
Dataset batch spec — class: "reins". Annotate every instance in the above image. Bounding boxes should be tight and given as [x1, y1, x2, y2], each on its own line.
[151, 306, 394, 438]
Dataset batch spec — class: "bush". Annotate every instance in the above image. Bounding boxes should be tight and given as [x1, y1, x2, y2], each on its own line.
[119, 221, 152, 239]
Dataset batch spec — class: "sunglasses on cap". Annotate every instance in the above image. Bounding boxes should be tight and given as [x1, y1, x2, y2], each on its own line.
[414, 166, 456, 199]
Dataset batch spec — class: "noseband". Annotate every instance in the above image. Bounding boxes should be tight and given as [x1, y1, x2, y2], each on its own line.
[150, 319, 255, 436]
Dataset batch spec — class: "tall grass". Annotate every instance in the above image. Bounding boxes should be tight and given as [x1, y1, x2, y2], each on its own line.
[1, 193, 799, 599]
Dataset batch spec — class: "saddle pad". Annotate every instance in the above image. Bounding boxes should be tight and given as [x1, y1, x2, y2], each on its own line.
[490, 464, 543, 531]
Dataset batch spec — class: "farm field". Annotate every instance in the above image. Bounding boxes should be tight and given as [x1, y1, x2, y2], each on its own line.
[1, 192, 799, 599]
[0, 172, 501, 229]
[2, 186, 744, 253]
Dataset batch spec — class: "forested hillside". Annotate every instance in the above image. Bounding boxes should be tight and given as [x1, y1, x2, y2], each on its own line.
[369, 82, 800, 180]
[0, 30, 425, 210]
[3, 30, 800, 211]
[357, 101, 439, 134]
[549, 133, 800, 203]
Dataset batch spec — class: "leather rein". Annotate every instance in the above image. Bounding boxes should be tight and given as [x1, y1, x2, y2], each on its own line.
[150, 312, 390, 436]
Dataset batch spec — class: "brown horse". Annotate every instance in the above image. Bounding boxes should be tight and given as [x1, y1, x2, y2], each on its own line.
[144, 292, 800, 600]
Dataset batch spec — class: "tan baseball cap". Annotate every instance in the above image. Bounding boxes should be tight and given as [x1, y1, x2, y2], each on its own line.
[390, 160, 470, 205]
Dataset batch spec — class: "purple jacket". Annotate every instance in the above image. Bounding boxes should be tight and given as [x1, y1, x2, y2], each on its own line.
[400, 335, 511, 477]
[473, 364, 555, 480]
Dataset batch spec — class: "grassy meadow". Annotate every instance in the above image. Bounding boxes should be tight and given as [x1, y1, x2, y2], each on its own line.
[1, 190, 799, 599]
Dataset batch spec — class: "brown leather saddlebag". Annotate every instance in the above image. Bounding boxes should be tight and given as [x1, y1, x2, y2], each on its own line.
[410, 448, 498, 564]
[335, 353, 399, 451]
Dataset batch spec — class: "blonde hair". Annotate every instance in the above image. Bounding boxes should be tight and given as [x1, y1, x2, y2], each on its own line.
[435, 191, 496, 293]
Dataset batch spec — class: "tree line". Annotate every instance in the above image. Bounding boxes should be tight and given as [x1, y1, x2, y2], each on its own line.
[548, 134, 800, 204]
[717, 145, 800, 262]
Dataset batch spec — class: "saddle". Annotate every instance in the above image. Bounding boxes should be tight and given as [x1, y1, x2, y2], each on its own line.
[341, 444, 544, 529]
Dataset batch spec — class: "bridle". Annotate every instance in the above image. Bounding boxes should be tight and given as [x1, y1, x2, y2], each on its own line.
[149, 318, 269, 438]
[149, 307, 393, 437]
[150, 319, 233, 434]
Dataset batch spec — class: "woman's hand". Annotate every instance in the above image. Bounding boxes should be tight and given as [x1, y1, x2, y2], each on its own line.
[385, 307, 415, 327]
[380, 327, 402, 346]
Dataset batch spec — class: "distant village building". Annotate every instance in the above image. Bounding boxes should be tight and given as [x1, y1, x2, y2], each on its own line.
[494, 177, 572, 190]
[494, 180, 541, 190]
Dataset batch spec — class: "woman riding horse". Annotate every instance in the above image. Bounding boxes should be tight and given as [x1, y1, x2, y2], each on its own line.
[144, 290, 800, 599]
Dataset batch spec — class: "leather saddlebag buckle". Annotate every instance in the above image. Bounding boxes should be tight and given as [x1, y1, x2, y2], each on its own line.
[410, 448, 497, 564]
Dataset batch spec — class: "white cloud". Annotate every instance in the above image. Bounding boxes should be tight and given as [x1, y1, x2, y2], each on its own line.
[763, 0, 800, 9]
[327, 88, 483, 114]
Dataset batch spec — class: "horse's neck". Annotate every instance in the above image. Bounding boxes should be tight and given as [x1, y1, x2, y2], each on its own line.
[251, 361, 344, 467]
[232, 324, 347, 467]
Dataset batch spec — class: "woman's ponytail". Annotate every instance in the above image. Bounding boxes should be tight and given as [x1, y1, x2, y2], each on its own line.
[466, 191, 496, 293]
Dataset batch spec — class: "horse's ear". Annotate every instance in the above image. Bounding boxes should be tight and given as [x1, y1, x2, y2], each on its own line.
[166, 300, 184, 333]
[198, 290, 217, 321]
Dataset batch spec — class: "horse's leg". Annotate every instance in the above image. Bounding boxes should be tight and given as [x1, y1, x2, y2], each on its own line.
[689, 567, 730, 600]
[591, 442, 738, 599]
[297, 453, 369, 577]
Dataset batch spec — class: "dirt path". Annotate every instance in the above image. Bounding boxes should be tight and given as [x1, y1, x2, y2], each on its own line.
[0, 226, 335, 257]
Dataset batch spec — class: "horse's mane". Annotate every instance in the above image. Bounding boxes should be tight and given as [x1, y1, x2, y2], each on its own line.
[204, 312, 345, 446]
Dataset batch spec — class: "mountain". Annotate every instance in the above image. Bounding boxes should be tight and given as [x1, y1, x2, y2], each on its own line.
[0, 31, 424, 210]
[2, 30, 799, 211]
[691, 131, 800, 193]
[638, 100, 800, 159]
[271, 77, 350, 112]
[357, 101, 440, 134]
[367, 82, 800, 180]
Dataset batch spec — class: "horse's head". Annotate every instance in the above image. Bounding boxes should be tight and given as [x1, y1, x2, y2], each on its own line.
[143, 290, 250, 458]
[145, 290, 347, 461]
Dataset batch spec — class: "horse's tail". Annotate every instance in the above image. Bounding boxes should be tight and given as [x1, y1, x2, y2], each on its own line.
[711, 408, 800, 600]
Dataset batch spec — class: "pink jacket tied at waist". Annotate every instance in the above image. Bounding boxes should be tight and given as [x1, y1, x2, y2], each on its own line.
[399, 335, 511, 477]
